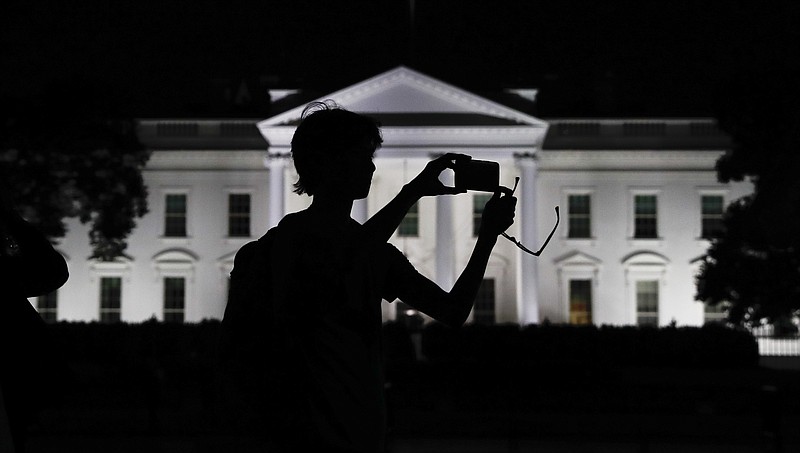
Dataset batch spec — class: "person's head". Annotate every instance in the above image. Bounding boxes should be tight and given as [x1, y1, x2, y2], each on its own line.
[291, 101, 382, 199]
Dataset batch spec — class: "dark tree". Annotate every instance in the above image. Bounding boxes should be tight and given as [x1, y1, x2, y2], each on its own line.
[695, 55, 800, 330]
[0, 80, 150, 261]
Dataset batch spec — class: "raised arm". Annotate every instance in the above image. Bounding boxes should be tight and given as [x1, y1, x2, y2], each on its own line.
[361, 153, 467, 245]
[395, 189, 516, 327]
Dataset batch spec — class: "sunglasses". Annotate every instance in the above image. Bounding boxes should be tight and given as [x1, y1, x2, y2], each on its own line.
[500, 177, 560, 257]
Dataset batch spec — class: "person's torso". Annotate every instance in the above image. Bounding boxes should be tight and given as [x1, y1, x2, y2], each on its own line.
[269, 212, 394, 452]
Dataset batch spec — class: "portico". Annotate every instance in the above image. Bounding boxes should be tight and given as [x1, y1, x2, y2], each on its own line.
[257, 67, 549, 324]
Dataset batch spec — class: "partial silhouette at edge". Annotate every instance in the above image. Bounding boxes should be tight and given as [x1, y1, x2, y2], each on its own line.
[0, 180, 69, 453]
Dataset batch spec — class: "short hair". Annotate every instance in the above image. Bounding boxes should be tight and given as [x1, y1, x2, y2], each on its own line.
[290, 101, 382, 196]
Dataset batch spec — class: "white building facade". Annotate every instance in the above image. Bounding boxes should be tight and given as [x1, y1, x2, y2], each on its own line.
[41, 67, 752, 327]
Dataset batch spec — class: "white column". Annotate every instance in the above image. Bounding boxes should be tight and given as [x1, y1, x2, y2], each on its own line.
[267, 153, 288, 229]
[516, 153, 540, 324]
[435, 169, 455, 289]
[351, 198, 368, 224]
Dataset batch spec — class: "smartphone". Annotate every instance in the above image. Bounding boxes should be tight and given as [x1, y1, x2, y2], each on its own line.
[454, 159, 500, 192]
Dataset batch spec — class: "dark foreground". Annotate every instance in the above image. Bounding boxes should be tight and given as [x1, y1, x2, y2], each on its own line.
[24, 362, 800, 453]
[20, 322, 800, 452]
[25, 409, 800, 453]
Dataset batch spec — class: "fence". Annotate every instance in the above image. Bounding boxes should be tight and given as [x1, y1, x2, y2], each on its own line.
[752, 324, 800, 356]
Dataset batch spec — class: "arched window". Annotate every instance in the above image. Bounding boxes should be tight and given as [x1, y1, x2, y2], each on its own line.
[89, 257, 132, 323]
[555, 251, 601, 325]
[622, 251, 669, 326]
[153, 249, 198, 323]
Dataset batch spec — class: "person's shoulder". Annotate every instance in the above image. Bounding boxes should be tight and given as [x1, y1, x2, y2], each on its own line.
[233, 238, 264, 267]
[273, 211, 315, 239]
[230, 228, 281, 279]
[276, 211, 310, 229]
[234, 225, 281, 263]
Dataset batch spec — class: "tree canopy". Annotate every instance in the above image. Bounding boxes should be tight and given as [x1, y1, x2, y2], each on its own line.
[695, 59, 800, 330]
[0, 80, 150, 261]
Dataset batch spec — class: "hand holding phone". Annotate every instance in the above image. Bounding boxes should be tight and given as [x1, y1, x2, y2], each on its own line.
[454, 159, 500, 192]
[406, 153, 470, 197]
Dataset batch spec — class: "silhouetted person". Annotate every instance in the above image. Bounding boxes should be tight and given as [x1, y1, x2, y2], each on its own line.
[222, 101, 516, 452]
[0, 182, 68, 453]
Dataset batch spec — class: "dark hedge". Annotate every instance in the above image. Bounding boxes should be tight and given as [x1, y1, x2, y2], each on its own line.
[44, 319, 759, 376]
[418, 322, 760, 368]
[29, 320, 784, 440]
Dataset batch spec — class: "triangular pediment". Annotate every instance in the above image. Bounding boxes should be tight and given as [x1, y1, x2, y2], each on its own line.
[259, 66, 546, 127]
[257, 66, 548, 153]
[554, 251, 602, 267]
[217, 251, 237, 264]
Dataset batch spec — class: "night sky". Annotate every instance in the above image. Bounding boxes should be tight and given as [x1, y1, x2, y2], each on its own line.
[2, 0, 798, 117]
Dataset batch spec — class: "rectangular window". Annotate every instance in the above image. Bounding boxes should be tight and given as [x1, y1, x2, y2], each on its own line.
[567, 194, 591, 239]
[37, 290, 58, 323]
[99, 277, 122, 323]
[704, 303, 727, 324]
[569, 280, 592, 325]
[472, 278, 496, 325]
[701, 195, 724, 239]
[398, 202, 419, 237]
[636, 280, 659, 326]
[228, 193, 251, 237]
[164, 194, 187, 237]
[163, 277, 186, 323]
[634, 195, 658, 239]
[473, 194, 492, 236]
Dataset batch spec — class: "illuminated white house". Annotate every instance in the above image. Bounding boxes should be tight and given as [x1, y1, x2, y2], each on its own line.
[43, 66, 752, 327]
